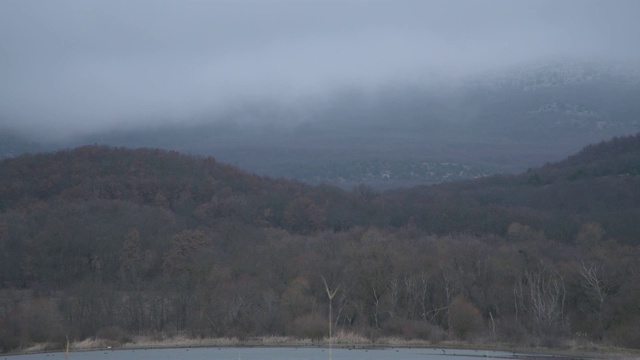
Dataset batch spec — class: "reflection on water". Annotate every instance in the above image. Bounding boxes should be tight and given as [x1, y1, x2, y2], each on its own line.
[2, 346, 565, 360]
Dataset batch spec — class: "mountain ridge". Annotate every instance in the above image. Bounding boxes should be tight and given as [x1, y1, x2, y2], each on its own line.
[2, 132, 640, 243]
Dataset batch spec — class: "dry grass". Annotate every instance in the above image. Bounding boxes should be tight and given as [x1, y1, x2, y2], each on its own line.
[71, 338, 109, 350]
[122, 335, 241, 349]
[121, 335, 319, 349]
[330, 331, 371, 345]
[61, 333, 493, 351]
[22, 342, 56, 353]
[373, 337, 430, 346]
[259, 336, 312, 346]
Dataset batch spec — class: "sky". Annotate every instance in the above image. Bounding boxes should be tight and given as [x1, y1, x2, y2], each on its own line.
[1, 0, 640, 139]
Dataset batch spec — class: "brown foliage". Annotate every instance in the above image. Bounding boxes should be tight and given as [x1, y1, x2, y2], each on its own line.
[448, 296, 484, 340]
[163, 230, 211, 278]
[287, 314, 326, 340]
[1, 139, 640, 351]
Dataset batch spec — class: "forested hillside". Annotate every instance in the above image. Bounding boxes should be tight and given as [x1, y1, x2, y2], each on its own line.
[1, 135, 640, 352]
[390, 134, 640, 244]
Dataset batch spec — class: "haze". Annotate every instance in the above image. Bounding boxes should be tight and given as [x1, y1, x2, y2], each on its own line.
[2, 0, 639, 139]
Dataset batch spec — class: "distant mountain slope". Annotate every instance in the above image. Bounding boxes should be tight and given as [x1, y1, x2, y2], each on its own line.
[2, 61, 639, 189]
[2, 133, 640, 244]
[0, 128, 45, 158]
[392, 133, 640, 243]
[460, 61, 640, 141]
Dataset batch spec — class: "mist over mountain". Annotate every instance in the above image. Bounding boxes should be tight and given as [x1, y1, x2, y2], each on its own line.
[2, 1, 640, 187]
[4, 60, 638, 188]
[4, 2, 640, 353]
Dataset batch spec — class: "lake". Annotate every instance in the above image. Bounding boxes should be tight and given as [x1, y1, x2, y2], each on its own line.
[1, 347, 569, 360]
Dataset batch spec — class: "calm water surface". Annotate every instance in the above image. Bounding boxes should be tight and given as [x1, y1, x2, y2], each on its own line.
[2, 347, 556, 360]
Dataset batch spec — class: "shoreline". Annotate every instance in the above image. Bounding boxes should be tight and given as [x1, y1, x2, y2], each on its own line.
[8, 335, 639, 359]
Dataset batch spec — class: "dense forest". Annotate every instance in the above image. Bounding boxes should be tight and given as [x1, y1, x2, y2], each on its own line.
[1, 134, 640, 352]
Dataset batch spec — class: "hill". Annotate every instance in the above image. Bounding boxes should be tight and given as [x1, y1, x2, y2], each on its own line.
[1, 135, 640, 352]
[3, 133, 640, 243]
[0, 145, 372, 233]
[389, 134, 640, 243]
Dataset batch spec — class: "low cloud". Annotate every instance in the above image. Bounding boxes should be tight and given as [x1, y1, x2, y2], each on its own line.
[1, 0, 639, 139]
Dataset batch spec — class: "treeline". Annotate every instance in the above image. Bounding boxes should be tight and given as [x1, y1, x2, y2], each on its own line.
[0, 135, 640, 351]
[1, 222, 639, 350]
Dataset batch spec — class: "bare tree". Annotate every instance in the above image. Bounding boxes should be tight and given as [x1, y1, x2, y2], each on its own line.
[442, 267, 455, 331]
[321, 276, 339, 360]
[525, 265, 566, 335]
[387, 275, 400, 319]
[579, 262, 609, 324]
